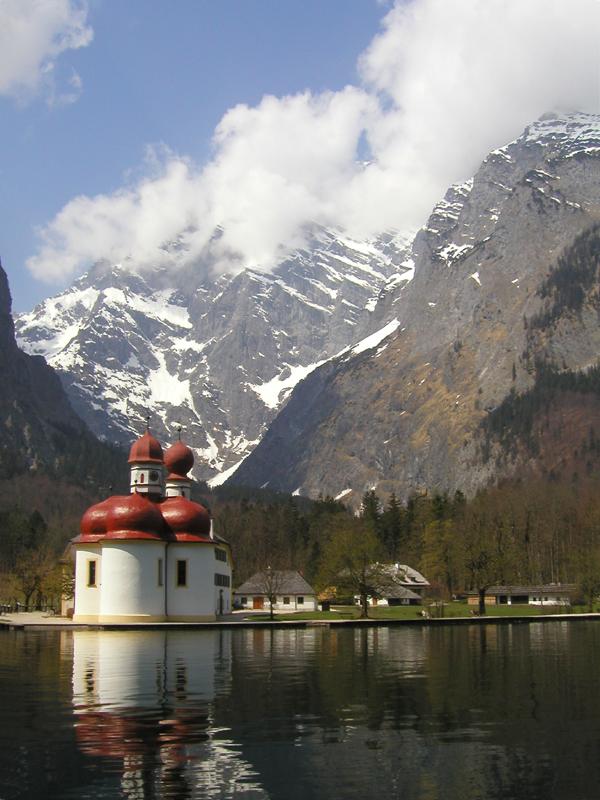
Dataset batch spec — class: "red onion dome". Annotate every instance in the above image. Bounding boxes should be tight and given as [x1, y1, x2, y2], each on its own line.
[164, 440, 194, 478]
[75, 713, 162, 758]
[79, 498, 112, 542]
[161, 496, 211, 541]
[128, 430, 164, 464]
[104, 493, 166, 540]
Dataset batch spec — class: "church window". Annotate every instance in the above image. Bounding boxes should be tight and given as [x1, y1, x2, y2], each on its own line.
[176, 560, 187, 587]
[139, 473, 145, 484]
[214, 573, 230, 587]
[215, 547, 227, 562]
[158, 558, 163, 586]
[149, 470, 159, 482]
[87, 560, 97, 587]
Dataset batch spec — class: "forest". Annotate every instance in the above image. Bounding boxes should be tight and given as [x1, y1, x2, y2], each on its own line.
[2, 474, 600, 613]
[530, 222, 600, 329]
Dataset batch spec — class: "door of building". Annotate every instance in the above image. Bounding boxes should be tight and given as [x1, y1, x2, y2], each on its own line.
[253, 596, 264, 609]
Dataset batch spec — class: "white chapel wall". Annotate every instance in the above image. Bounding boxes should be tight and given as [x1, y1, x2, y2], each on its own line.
[73, 545, 101, 619]
[99, 541, 166, 620]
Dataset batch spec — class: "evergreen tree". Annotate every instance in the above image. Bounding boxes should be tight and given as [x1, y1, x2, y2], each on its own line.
[381, 492, 403, 560]
[361, 489, 383, 543]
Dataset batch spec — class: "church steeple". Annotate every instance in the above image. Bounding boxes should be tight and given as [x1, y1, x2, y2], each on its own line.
[164, 429, 194, 499]
[128, 424, 164, 498]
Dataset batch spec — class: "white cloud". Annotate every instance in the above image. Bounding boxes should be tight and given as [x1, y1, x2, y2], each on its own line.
[0, 0, 92, 103]
[27, 0, 600, 282]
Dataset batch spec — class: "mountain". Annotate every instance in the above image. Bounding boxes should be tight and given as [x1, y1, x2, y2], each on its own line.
[16, 227, 413, 482]
[229, 112, 600, 500]
[0, 260, 123, 487]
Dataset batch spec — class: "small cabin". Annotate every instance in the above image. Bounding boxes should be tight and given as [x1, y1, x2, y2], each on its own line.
[234, 570, 317, 612]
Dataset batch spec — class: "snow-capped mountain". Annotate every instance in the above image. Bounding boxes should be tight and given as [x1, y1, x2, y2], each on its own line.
[16, 226, 413, 481]
[0, 260, 123, 486]
[229, 112, 600, 499]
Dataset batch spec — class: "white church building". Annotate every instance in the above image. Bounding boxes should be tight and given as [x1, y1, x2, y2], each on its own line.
[72, 429, 232, 623]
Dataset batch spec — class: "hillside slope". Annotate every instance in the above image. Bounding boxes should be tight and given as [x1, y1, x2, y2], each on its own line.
[230, 113, 600, 500]
[0, 261, 123, 488]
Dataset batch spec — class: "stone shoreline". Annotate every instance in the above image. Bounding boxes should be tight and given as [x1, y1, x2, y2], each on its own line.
[2, 610, 600, 631]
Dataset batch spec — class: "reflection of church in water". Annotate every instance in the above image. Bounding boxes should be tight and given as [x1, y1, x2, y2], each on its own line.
[73, 429, 232, 623]
[70, 630, 266, 799]
[68, 626, 437, 799]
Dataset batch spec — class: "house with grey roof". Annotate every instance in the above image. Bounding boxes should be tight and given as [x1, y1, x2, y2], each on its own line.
[234, 570, 317, 612]
[467, 584, 575, 607]
[375, 584, 423, 606]
[359, 563, 429, 607]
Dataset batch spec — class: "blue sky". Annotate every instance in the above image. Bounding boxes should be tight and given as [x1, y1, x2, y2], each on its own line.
[2, 0, 600, 313]
[1, 0, 387, 310]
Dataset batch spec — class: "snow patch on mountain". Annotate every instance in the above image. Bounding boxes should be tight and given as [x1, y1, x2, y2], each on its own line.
[350, 318, 400, 356]
[147, 351, 192, 406]
[247, 360, 327, 410]
[16, 225, 414, 481]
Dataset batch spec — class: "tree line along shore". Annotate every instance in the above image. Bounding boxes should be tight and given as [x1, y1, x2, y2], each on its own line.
[1, 477, 600, 616]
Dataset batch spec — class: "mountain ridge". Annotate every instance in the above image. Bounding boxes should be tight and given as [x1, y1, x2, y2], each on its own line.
[17, 225, 413, 481]
[228, 112, 600, 500]
[17, 111, 600, 500]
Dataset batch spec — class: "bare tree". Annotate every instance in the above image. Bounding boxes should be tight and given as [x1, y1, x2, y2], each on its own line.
[256, 566, 286, 620]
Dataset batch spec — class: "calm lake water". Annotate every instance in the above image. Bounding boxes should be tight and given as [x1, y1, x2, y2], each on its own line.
[1, 622, 599, 800]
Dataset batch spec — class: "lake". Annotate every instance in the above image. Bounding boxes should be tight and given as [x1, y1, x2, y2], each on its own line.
[0, 622, 598, 799]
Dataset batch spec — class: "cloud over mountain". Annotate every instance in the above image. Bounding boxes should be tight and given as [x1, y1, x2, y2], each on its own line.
[27, 0, 600, 282]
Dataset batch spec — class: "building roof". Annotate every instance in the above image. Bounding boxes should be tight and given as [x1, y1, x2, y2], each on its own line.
[128, 430, 164, 464]
[485, 584, 576, 595]
[77, 493, 213, 543]
[77, 432, 223, 545]
[164, 439, 194, 478]
[234, 570, 315, 596]
[381, 585, 422, 600]
[391, 564, 430, 586]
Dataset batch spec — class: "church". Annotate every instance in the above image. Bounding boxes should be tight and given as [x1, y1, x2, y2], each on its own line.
[72, 429, 232, 623]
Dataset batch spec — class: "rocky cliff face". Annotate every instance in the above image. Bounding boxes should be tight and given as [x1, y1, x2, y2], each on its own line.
[16, 227, 412, 481]
[0, 261, 122, 483]
[230, 113, 600, 500]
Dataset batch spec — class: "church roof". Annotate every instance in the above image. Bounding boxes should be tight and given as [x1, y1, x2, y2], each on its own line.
[78, 431, 225, 545]
[164, 439, 194, 478]
[161, 495, 211, 540]
[128, 430, 164, 464]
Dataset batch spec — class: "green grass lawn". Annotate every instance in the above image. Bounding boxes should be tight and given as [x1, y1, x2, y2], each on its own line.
[273, 609, 358, 620]
[266, 601, 593, 622]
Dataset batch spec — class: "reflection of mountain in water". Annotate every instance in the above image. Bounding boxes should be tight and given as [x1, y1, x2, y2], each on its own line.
[71, 630, 266, 799]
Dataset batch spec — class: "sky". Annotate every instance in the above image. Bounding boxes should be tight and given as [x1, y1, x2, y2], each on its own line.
[2, 0, 600, 312]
